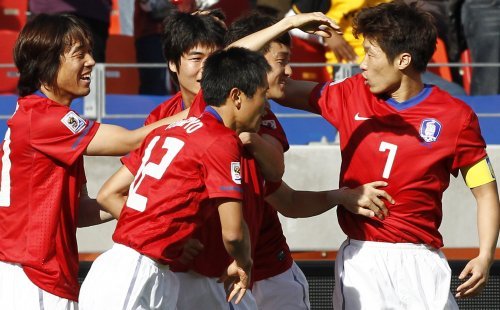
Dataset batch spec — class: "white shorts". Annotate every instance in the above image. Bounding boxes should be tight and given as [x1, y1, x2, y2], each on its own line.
[0, 261, 77, 310]
[175, 270, 257, 310]
[79, 243, 179, 310]
[333, 239, 459, 310]
[252, 261, 310, 310]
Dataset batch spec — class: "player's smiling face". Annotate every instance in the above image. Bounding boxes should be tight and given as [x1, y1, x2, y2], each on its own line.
[51, 41, 95, 106]
[264, 42, 292, 100]
[359, 38, 402, 95]
[170, 44, 217, 103]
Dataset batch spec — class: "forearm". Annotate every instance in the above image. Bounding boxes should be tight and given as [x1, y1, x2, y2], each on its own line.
[276, 79, 319, 112]
[475, 181, 500, 263]
[240, 133, 284, 181]
[222, 221, 252, 269]
[86, 110, 188, 156]
[228, 16, 295, 51]
[266, 182, 340, 218]
[96, 165, 134, 219]
[96, 191, 126, 219]
[78, 197, 114, 227]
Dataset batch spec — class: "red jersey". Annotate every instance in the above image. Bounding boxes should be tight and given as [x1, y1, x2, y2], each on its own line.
[144, 91, 184, 125]
[0, 94, 99, 301]
[114, 109, 243, 265]
[309, 74, 487, 248]
[186, 93, 293, 281]
[251, 115, 292, 281]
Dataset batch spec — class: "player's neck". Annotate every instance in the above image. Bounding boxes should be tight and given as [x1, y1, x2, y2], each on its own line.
[180, 90, 195, 109]
[210, 105, 237, 132]
[40, 86, 72, 107]
[390, 75, 424, 103]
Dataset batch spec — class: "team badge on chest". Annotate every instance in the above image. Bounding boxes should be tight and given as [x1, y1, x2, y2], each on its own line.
[419, 118, 442, 142]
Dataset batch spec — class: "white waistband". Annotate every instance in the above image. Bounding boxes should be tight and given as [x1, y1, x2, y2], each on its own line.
[347, 238, 435, 251]
[112, 243, 170, 270]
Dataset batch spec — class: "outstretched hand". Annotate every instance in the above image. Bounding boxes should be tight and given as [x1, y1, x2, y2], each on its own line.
[285, 12, 342, 38]
[340, 181, 394, 220]
[218, 260, 251, 304]
[456, 256, 491, 298]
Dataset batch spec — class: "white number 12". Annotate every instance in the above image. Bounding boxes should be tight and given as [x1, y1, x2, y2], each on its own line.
[127, 136, 185, 212]
[379, 141, 397, 179]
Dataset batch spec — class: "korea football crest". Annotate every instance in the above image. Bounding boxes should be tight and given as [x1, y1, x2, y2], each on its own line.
[61, 111, 86, 134]
[231, 162, 241, 184]
[419, 118, 442, 143]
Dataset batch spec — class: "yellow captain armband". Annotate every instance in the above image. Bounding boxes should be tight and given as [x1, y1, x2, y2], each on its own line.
[463, 157, 496, 188]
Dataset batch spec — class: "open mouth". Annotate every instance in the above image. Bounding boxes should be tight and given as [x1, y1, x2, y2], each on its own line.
[80, 73, 91, 82]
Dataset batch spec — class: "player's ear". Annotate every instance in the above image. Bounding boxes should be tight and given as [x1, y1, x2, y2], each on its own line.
[168, 61, 178, 74]
[229, 88, 242, 109]
[397, 52, 412, 70]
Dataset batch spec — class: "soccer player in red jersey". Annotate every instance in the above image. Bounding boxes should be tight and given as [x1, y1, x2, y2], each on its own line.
[0, 14, 185, 309]
[144, 9, 227, 124]
[78, 47, 270, 309]
[224, 13, 317, 309]
[233, 1, 500, 309]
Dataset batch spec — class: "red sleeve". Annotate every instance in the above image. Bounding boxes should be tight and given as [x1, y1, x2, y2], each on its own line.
[308, 81, 328, 114]
[121, 127, 167, 175]
[121, 146, 143, 175]
[31, 106, 99, 166]
[144, 94, 183, 126]
[144, 105, 162, 126]
[202, 134, 243, 200]
[308, 76, 358, 129]
[451, 110, 487, 175]
[259, 108, 289, 152]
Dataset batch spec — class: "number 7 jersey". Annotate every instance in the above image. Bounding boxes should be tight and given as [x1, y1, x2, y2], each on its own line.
[309, 74, 487, 248]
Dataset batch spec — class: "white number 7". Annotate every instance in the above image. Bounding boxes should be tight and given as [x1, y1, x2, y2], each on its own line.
[379, 141, 397, 179]
[127, 136, 185, 212]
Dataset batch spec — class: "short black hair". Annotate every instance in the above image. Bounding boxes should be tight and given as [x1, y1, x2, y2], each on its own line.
[353, 0, 437, 72]
[201, 47, 271, 107]
[14, 14, 93, 96]
[161, 9, 226, 76]
[224, 12, 291, 54]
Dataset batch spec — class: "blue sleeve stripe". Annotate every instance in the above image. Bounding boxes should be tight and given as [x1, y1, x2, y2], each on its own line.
[71, 120, 95, 150]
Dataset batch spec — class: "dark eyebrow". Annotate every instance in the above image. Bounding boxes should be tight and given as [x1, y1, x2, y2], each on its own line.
[276, 51, 290, 58]
[186, 51, 205, 56]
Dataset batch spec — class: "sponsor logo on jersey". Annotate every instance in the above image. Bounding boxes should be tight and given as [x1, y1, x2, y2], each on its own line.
[419, 118, 442, 142]
[231, 162, 241, 184]
[61, 111, 86, 134]
[261, 119, 277, 129]
[354, 113, 371, 121]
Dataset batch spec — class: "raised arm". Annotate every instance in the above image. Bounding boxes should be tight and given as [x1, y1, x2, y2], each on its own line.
[77, 184, 114, 227]
[266, 180, 393, 220]
[85, 109, 189, 156]
[216, 198, 252, 304]
[96, 165, 135, 219]
[456, 180, 500, 298]
[279, 79, 320, 112]
[228, 12, 340, 52]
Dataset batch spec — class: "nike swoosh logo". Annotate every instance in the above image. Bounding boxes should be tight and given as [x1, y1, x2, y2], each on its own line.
[354, 113, 371, 121]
